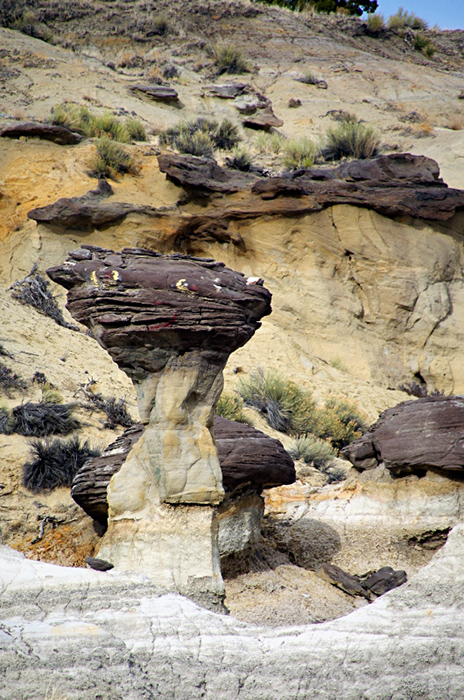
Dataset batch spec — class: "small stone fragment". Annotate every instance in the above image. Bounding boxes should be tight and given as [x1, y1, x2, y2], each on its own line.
[85, 556, 114, 571]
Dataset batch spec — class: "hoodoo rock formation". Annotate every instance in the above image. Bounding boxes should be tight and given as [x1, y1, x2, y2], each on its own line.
[47, 246, 272, 603]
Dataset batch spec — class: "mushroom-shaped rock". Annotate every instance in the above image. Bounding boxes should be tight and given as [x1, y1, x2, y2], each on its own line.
[71, 417, 296, 525]
[47, 247, 271, 602]
[342, 395, 464, 477]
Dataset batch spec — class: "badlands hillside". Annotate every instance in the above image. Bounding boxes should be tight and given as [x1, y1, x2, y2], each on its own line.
[1, 1, 464, 697]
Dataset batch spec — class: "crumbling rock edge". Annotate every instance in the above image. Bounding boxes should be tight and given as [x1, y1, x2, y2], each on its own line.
[2, 523, 464, 699]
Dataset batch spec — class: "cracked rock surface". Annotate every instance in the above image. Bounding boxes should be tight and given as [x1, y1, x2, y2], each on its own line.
[2, 523, 464, 699]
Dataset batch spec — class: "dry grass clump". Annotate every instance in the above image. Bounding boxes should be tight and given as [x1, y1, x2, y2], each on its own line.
[159, 118, 240, 157]
[23, 436, 99, 493]
[289, 435, 336, 468]
[255, 131, 285, 154]
[226, 147, 253, 171]
[366, 13, 385, 34]
[445, 115, 464, 131]
[282, 137, 318, 169]
[215, 393, 253, 424]
[413, 33, 436, 56]
[50, 103, 146, 142]
[387, 7, 428, 30]
[324, 122, 381, 160]
[10, 266, 76, 329]
[211, 42, 250, 75]
[88, 136, 136, 180]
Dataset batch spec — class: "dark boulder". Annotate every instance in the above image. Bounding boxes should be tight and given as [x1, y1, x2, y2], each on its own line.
[129, 84, 179, 102]
[0, 122, 83, 145]
[342, 395, 464, 476]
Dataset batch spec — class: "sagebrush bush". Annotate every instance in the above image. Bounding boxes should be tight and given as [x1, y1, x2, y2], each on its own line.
[289, 435, 336, 468]
[324, 122, 381, 160]
[215, 393, 253, 424]
[22, 436, 100, 493]
[10, 266, 75, 329]
[88, 136, 135, 179]
[299, 69, 320, 85]
[211, 42, 249, 74]
[316, 397, 368, 450]
[159, 117, 240, 156]
[282, 137, 318, 170]
[9, 402, 80, 437]
[237, 369, 318, 434]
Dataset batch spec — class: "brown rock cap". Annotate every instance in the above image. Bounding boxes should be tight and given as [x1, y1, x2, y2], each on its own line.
[47, 246, 272, 378]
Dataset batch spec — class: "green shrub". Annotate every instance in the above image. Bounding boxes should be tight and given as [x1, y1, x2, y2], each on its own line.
[211, 42, 249, 74]
[324, 121, 381, 160]
[413, 33, 436, 56]
[289, 435, 336, 467]
[10, 265, 76, 329]
[22, 436, 100, 493]
[282, 136, 317, 169]
[159, 118, 240, 155]
[50, 103, 146, 142]
[387, 7, 428, 30]
[88, 136, 135, 179]
[366, 12, 385, 34]
[237, 368, 318, 434]
[215, 393, 253, 424]
[124, 118, 147, 141]
[91, 112, 129, 142]
[316, 396, 368, 449]
[152, 11, 170, 35]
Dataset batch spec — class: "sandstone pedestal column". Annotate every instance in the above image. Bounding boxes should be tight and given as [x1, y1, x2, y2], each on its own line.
[48, 246, 272, 604]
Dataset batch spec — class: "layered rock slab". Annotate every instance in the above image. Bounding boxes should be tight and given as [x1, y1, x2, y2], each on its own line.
[343, 395, 464, 476]
[2, 524, 464, 699]
[47, 247, 271, 600]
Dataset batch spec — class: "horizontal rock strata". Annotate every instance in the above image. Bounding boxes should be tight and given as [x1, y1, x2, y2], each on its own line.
[2, 524, 464, 698]
[342, 395, 464, 476]
[158, 152, 464, 221]
[47, 246, 272, 379]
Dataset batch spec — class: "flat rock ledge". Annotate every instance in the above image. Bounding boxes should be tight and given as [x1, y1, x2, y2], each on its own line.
[2, 523, 464, 699]
[0, 121, 83, 144]
[343, 395, 464, 476]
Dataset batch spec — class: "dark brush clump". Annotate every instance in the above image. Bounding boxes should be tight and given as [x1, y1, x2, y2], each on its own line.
[11, 402, 80, 437]
[399, 381, 445, 398]
[9, 265, 77, 329]
[86, 393, 134, 429]
[0, 344, 12, 358]
[23, 436, 100, 493]
[0, 407, 13, 434]
[0, 361, 28, 397]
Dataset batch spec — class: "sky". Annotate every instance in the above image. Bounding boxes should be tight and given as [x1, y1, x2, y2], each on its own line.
[374, 0, 464, 30]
